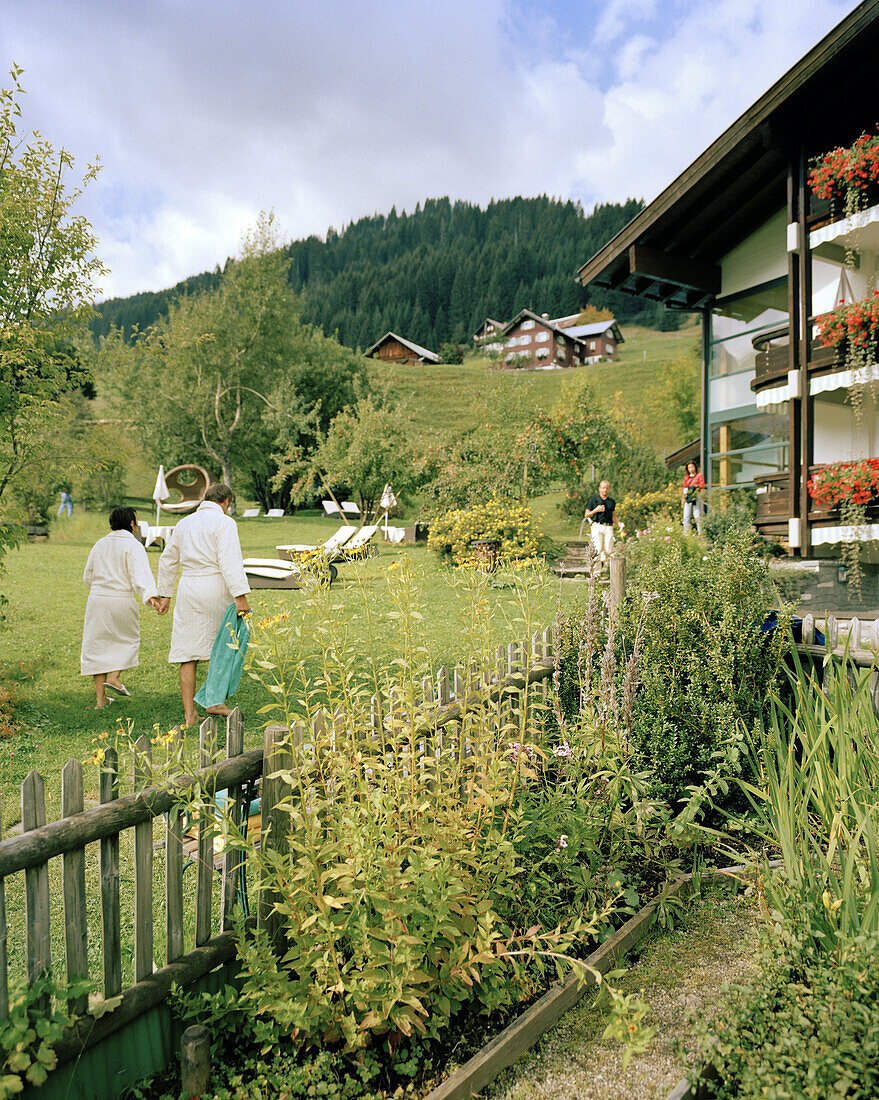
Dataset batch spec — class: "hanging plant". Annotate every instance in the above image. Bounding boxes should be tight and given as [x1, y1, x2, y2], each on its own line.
[808, 458, 879, 596]
[808, 130, 879, 216]
[816, 290, 879, 359]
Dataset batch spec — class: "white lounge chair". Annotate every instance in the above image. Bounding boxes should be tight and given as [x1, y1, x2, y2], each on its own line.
[322, 500, 361, 518]
[336, 524, 380, 561]
[266, 508, 285, 518]
[276, 524, 359, 562]
[243, 558, 338, 588]
[242, 508, 262, 518]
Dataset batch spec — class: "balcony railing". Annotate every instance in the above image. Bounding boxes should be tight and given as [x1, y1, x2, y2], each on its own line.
[751, 325, 843, 393]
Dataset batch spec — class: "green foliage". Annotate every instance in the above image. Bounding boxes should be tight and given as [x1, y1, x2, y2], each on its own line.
[204, 562, 605, 1058]
[694, 914, 879, 1099]
[305, 395, 419, 514]
[615, 483, 681, 532]
[626, 533, 787, 803]
[93, 197, 647, 352]
[438, 341, 464, 364]
[0, 972, 90, 1098]
[427, 500, 549, 564]
[701, 490, 757, 550]
[600, 987, 655, 1069]
[95, 213, 367, 510]
[692, 654, 879, 1097]
[0, 67, 105, 514]
[533, 382, 668, 502]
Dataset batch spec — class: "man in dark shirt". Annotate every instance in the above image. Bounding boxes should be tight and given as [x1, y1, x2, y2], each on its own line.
[584, 480, 616, 564]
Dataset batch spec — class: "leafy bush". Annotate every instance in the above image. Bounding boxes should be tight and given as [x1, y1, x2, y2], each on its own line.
[625, 532, 787, 803]
[701, 490, 757, 551]
[615, 482, 681, 532]
[427, 499, 549, 564]
[692, 656, 879, 1097]
[693, 908, 879, 1099]
[557, 528, 788, 806]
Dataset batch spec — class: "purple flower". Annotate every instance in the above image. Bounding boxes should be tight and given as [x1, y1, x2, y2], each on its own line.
[553, 743, 573, 759]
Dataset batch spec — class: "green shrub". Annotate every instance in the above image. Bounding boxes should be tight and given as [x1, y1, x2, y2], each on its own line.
[701, 490, 757, 550]
[615, 482, 681, 532]
[692, 900, 879, 1099]
[427, 499, 549, 564]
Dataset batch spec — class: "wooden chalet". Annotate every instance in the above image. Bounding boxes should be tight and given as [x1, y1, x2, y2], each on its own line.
[499, 308, 590, 370]
[558, 318, 623, 363]
[575, 0, 879, 558]
[365, 332, 439, 365]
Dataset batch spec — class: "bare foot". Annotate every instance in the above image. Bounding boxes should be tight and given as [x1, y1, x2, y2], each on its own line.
[183, 711, 199, 726]
[205, 705, 232, 717]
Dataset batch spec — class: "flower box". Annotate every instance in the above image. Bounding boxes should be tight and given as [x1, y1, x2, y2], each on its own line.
[807, 458, 879, 511]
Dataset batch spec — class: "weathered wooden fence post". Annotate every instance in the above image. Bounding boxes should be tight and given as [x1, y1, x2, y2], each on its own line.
[165, 728, 185, 964]
[260, 723, 296, 956]
[0, 798, 8, 1020]
[22, 771, 50, 1008]
[133, 735, 154, 980]
[609, 553, 627, 615]
[61, 759, 88, 1014]
[181, 1023, 211, 1097]
[195, 719, 217, 948]
[100, 748, 122, 996]
[221, 708, 245, 932]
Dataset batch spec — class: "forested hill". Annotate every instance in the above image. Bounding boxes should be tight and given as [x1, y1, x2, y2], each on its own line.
[92, 196, 651, 350]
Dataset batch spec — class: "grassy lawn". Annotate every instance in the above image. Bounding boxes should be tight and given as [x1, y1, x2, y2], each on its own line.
[369, 321, 699, 456]
[0, 504, 585, 827]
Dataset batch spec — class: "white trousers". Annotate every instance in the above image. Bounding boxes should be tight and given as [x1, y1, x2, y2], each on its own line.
[590, 523, 615, 563]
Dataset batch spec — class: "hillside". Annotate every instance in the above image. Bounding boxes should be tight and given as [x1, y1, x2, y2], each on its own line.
[368, 322, 700, 458]
[91, 196, 688, 351]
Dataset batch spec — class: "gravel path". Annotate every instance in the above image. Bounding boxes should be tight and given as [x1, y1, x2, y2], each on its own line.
[484, 889, 758, 1100]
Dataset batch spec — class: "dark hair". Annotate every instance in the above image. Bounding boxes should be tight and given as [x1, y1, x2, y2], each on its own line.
[110, 506, 138, 531]
[686, 459, 700, 473]
[204, 482, 233, 505]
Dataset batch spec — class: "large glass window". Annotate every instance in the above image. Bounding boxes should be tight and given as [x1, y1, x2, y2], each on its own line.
[710, 278, 788, 378]
[711, 446, 789, 488]
[710, 412, 788, 452]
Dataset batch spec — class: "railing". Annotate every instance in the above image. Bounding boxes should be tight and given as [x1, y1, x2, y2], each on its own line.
[751, 325, 842, 392]
[0, 628, 557, 1079]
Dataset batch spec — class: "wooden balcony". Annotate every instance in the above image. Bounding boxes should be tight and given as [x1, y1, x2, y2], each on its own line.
[751, 326, 843, 393]
[754, 467, 879, 536]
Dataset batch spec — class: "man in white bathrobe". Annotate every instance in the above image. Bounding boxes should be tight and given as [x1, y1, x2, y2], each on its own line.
[157, 483, 251, 725]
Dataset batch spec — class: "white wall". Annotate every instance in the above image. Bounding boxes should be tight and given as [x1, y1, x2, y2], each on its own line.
[710, 371, 756, 414]
[813, 397, 879, 463]
[720, 208, 787, 298]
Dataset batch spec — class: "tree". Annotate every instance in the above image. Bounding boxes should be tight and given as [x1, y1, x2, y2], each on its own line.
[0, 66, 105, 507]
[305, 397, 419, 516]
[99, 214, 367, 507]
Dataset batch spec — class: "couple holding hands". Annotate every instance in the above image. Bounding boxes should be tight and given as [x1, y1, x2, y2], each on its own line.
[80, 484, 251, 724]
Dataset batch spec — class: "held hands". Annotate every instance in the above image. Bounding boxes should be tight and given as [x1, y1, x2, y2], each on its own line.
[148, 596, 161, 612]
[156, 597, 171, 616]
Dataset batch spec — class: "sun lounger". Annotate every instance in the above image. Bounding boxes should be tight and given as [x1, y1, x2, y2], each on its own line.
[242, 508, 262, 518]
[266, 508, 285, 518]
[276, 524, 359, 562]
[336, 524, 379, 560]
[322, 500, 361, 518]
[243, 557, 338, 588]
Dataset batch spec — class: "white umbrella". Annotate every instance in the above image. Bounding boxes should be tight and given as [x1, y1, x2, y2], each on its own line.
[153, 465, 170, 527]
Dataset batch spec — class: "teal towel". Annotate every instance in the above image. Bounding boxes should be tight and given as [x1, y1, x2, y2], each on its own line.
[194, 605, 251, 709]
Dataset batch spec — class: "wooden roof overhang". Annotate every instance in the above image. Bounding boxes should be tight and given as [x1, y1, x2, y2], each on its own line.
[576, 0, 879, 308]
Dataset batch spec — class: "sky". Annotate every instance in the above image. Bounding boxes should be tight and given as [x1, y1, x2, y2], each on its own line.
[2, 0, 863, 301]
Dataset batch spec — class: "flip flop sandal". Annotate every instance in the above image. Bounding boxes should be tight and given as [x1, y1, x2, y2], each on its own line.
[105, 682, 131, 697]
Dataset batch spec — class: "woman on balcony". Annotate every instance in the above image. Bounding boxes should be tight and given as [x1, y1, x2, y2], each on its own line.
[682, 460, 705, 535]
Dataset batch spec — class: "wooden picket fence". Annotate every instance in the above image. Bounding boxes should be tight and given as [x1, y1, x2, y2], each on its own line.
[0, 627, 557, 1084]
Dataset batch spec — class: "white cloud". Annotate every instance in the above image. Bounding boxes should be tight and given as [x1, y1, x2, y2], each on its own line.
[0, 0, 864, 298]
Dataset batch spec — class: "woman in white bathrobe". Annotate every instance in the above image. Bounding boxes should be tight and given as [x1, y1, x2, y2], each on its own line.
[156, 484, 251, 726]
[81, 507, 161, 708]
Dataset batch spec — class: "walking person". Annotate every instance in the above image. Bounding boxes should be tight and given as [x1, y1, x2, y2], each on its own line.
[682, 460, 705, 535]
[157, 483, 251, 726]
[57, 489, 73, 517]
[584, 480, 617, 565]
[81, 506, 161, 709]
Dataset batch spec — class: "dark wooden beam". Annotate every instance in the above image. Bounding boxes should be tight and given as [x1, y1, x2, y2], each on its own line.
[628, 244, 721, 296]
